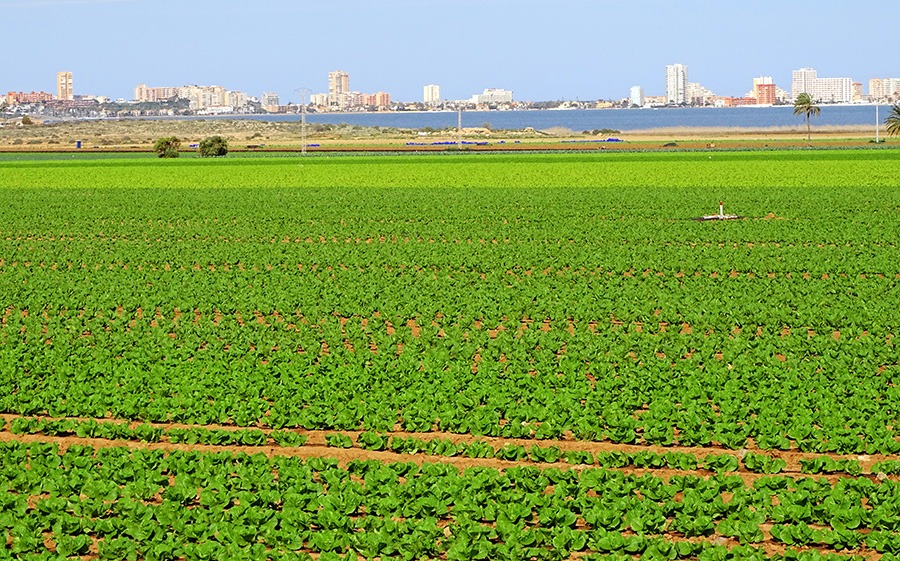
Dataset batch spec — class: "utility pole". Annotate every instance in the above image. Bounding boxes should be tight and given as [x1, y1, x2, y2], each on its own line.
[457, 106, 462, 150]
[876, 102, 880, 144]
[296, 87, 311, 156]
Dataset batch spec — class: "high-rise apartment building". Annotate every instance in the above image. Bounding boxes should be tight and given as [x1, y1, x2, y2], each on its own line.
[225, 90, 246, 109]
[56, 71, 73, 101]
[792, 68, 852, 103]
[870, 78, 885, 100]
[134, 84, 179, 102]
[756, 83, 777, 105]
[471, 88, 513, 104]
[687, 82, 715, 105]
[752, 76, 773, 99]
[665, 64, 688, 105]
[261, 92, 280, 111]
[791, 68, 817, 100]
[374, 92, 391, 108]
[629, 86, 645, 107]
[423, 84, 440, 105]
[888, 79, 900, 99]
[870, 78, 900, 101]
[816, 77, 853, 103]
[134, 83, 248, 110]
[328, 70, 350, 109]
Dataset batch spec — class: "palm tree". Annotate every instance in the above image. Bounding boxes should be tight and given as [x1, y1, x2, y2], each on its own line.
[885, 104, 900, 137]
[793, 92, 821, 145]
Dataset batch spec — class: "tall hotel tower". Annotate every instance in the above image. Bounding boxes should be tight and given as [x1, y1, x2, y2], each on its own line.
[665, 64, 688, 105]
[423, 84, 440, 105]
[328, 70, 350, 109]
[792, 68, 817, 100]
[57, 71, 74, 101]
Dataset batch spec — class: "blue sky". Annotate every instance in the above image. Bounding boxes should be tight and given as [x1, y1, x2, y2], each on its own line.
[1, 0, 893, 103]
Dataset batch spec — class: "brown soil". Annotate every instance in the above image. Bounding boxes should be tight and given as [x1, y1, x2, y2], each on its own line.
[0, 429, 883, 491]
[2, 413, 894, 478]
[2, 419, 885, 561]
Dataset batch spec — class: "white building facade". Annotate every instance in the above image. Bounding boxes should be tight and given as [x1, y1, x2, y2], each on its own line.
[471, 88, 513, 104]
[133, 84, 250, 111]
[792, 68, 853, 103]
[665, 64, 688, 105]
[629, 86, 645, 107]
[791, 68, 817, 100]
[870, 78, 900, 101]
[423, 84, 440, 105]
[687, 82, 715, 105]
[261, 92, 280, 112]
[328, 70, 350, 109]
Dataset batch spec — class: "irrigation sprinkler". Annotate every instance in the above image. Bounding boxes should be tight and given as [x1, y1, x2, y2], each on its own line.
[695, 201, 742, 221]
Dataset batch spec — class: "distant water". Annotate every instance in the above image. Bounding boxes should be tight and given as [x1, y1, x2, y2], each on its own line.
[175, 105, 882, 131]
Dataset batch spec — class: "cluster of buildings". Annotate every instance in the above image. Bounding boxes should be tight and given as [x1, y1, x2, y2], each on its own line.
[2, 69, 519, 117]
[259, 71, 392, 113]
[791, 68, 853, 104]
[4, 66, 900, 117]
[257, 72, 516, 113]
[133, 84, 254, 114]
[6, 71, 260, 116]
[0, 71, 109, 111]
[424, 84, 517, 108]
[5, 71, 74, 105]
[423, 85, 517, 108]
[870, 78, 900, 101]
[300, 70, 392, 111]
[630, 65, 900, 108]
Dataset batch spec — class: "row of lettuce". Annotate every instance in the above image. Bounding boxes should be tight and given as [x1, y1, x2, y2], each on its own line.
[6, 416, 900, 476]
[4, 442, 900, 560]
[1, 180, 898, 461]
[2, 266, 897, 332]
[2, 332, 896, 456]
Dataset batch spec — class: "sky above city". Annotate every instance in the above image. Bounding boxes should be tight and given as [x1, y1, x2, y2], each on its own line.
[1, 0, 893, 103]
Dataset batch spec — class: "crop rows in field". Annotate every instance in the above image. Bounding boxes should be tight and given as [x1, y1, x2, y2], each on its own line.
[7, 441, 900, 561]
[1, 297, 897, 455]
[1, 152, 900, 560]
[10, 411, 900, 479]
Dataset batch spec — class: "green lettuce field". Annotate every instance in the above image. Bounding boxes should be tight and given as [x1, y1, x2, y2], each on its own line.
[0, 150, 899, 561]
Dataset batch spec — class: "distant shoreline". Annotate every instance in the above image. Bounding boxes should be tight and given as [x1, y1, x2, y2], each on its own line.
[15, 104, 883, 133]
[0, 114, 890, 153]
[15, 118, 878, 137]
[621, 123, 875, 137]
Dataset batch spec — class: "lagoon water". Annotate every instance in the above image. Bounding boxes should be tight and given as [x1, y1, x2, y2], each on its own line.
[195, 105, 882, 132]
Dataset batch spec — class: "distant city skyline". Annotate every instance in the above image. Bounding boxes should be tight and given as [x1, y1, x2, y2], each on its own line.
[9, 65, 899, 114]
[0, 0, 896, 104]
